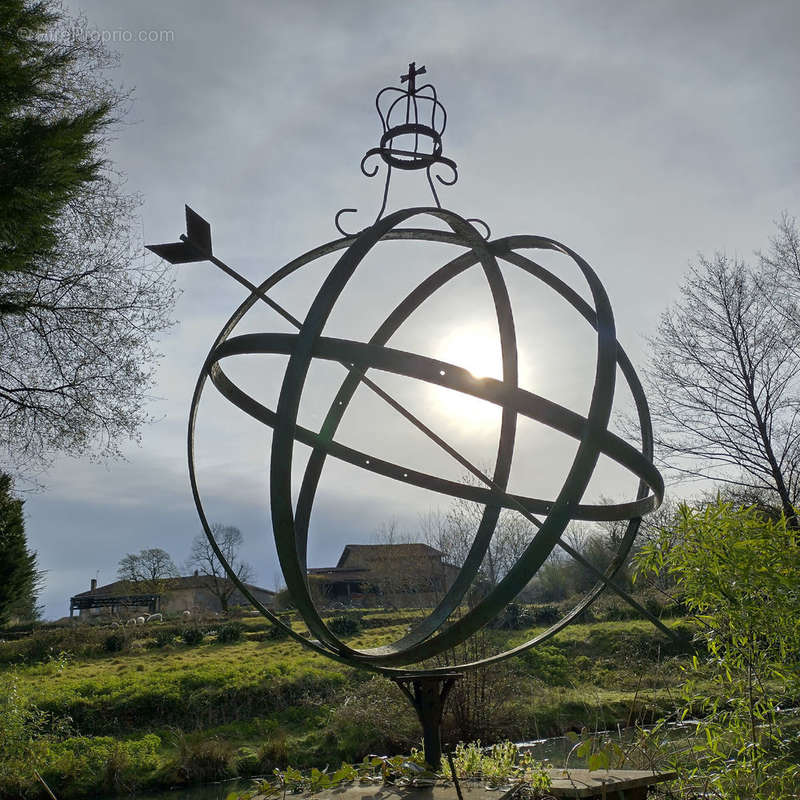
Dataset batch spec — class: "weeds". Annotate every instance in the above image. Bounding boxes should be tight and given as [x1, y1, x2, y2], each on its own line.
[171, 733, 235, 784]
[0, 674, 161, 800]
[234, 744, 550, 799]
[442, 740, 550, 791]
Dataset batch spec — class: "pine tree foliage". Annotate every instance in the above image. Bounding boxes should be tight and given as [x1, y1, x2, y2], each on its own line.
[0, 0, 111, 285]
[0, 472, 41, 625]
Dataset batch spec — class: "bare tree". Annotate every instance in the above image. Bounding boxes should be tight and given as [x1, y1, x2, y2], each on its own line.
[0, 4, 177, 475]
[758, 213, 800, 335]
[117, 547, 178, 594]
[420, 492, 530, 587]
[646, 231, 800, 527]
[418, 508, 472, 569]
[1, 183, 177, 473]
[188, 524, 254, 613]
[371, 517, 406, 546]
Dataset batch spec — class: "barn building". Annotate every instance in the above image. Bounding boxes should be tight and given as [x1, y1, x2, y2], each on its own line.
[69, 573, 275, 618]
[307, 543, 459, 607]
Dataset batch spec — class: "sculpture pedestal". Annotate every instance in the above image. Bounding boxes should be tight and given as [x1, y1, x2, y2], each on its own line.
[392, 672, 463, 770]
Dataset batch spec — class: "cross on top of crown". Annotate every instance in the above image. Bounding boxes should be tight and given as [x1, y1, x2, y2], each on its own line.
[401, 61, 427, 96]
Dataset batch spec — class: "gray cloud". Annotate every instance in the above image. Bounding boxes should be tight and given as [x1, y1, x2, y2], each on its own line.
[26, 0, 800, 617]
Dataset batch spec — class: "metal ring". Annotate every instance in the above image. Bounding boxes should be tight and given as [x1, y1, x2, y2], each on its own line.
[189, 214, 661, 673]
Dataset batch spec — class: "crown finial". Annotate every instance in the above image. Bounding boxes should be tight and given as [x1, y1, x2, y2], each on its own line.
[334, 63, 460, 236]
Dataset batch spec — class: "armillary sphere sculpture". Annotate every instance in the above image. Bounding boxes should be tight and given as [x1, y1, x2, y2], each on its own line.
[148, 62, 666, 769]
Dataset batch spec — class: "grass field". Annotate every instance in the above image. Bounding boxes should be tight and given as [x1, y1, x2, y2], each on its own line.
[0, 607, 694, 799]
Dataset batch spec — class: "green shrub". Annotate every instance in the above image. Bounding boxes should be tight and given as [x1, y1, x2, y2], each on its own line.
[235, 745, 261, 775]
[265, 614, 292, 640]
[489, 602, 564, 629]
[0, 621, 38, 635]
[181, 627, 204, 646]
[152, 628, 176, 648]
[0, 631, 53, 664]
[6, 732, 162, 798]
[0, 671, 148, 798]
[517, 644, 570, 685]
[217, 621, 244, 644]
[103, 631, 127, 653]
[601, 602, 642, 622]
[273, 588, 295, 611]
[527, 603, 560, 626]
[574, 605, 596, 624]
[635, 501, 800, 798]
[573, 654, 592, 673]
[0, 626, 112, 664]
[328, 614, 361, 637]
[490, 602, 531, 630]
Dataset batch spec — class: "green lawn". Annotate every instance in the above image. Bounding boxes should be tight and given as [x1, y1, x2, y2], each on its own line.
[0, 610, 693, 799]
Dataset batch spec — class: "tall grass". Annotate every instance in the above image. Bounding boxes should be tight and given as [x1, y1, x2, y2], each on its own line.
[0, 613, 694, 798]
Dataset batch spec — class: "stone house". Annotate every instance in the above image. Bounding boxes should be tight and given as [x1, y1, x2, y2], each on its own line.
[69, 573, 275, 618]
[307, 543, 460, 608]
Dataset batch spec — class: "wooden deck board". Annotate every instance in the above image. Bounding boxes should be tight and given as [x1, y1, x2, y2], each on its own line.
[546, 768, 677, 797]
[268, 770, 677, 800]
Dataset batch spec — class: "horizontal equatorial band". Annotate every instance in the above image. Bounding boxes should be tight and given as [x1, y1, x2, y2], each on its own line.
[208, 331, 662, 520]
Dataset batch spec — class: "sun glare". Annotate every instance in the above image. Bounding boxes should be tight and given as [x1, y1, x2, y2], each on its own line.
[436, 327, 503, 381]
[428, 327, 504, 428]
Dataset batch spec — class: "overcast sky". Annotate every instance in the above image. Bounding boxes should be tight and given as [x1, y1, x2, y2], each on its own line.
[24, 1, 800, 619]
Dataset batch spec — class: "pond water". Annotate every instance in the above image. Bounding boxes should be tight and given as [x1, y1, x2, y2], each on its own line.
[118, 780, 249, 800]
[517, 721, 698, 767]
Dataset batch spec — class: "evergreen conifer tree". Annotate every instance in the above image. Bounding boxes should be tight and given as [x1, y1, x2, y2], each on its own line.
[0, 0, 111, 300]
[0, 472, 41, 625]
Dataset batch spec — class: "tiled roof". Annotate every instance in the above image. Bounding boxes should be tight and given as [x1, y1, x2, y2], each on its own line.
[71, 575, 274, 599]
[336, 542, 443, 567]
[306, 568, 370, 581]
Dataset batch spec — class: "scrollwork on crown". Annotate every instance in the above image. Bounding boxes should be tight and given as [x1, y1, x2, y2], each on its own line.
[335, 62, 467, 237]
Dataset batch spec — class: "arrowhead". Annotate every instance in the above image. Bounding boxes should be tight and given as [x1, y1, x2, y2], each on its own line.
[185, 206, 212, 254]
[145, 242, 200, 263]
[145, 206, 213, 264]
